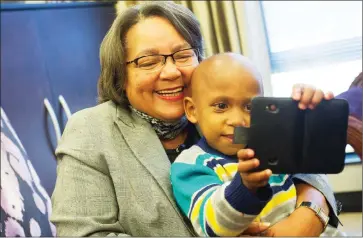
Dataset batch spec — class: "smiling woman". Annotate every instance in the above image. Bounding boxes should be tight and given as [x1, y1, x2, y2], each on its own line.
[124, 17, 198, 121]
[51, 3, 204, 236]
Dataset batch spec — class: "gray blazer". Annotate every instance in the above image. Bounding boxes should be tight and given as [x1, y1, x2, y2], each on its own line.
[51, 101, 339, 236]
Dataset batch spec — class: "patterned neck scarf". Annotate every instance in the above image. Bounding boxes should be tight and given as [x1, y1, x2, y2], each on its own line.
[129, 106, 188, 140]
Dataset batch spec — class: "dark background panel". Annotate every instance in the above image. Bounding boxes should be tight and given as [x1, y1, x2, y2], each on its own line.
[1, 2, 116, 195]
[35, 5, 115, 118]
[1, 10, 58, 195]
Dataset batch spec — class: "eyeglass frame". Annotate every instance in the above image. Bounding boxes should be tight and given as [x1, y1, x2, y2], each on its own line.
[125, 48, 199, 68]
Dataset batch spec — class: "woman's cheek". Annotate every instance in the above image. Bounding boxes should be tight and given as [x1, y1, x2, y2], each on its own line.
[130, 73, 157, 94]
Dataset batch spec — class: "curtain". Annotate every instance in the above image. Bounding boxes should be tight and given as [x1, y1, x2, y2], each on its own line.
[115, 1, 245, 57]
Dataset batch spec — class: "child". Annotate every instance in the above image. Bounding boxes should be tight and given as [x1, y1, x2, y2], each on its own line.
[170, 53, 343, 237]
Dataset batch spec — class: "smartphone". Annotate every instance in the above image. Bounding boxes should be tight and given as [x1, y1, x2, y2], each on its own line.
[246, 97, 349, 174]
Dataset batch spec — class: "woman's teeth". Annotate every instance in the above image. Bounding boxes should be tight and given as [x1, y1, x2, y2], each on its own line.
[159, 92, 181, 96]
[156, 88, 184, 95]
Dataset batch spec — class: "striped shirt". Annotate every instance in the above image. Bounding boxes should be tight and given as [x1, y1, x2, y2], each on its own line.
[171, 137, 344, 237]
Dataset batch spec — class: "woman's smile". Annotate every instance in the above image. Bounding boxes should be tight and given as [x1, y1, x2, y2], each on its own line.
[154, 86, 185, 101]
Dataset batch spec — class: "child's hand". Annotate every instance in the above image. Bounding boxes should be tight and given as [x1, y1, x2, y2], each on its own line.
[237, 148, 272, 192]
[291, 84, 334, 110]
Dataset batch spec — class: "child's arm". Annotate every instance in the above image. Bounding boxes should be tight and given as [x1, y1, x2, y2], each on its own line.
[171, 147, 272, 237]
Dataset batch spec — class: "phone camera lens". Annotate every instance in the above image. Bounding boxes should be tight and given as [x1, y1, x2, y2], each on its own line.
[266, 104, 279, 113]
[268, 157, 278, 165]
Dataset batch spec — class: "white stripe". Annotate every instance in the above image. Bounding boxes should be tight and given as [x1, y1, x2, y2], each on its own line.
[269, 174, 290, 186]
[174, 145, 206, 164]
[212, 183, 256, 229]
[191, 187, 219, 236]
[188, 184, 219, 218]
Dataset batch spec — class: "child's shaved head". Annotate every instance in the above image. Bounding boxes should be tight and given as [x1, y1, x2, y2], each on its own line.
[184, 52, 263, 155]
[190, 53, 263, 98]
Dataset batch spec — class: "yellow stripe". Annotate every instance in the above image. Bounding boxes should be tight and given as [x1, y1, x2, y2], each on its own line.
[190, 163, 237, 223]
[223, 163, 238, 177]
[205, 197, 241, 236]
[190, 192, 207, 222]
[190, 196, 205, 222]
[214, 164, 226, 181]
[258, 185, 296, 219]
[214, 163, 238, 181]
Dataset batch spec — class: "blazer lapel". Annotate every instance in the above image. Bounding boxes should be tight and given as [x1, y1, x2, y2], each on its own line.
[114, 106, 177, 205]
[114, 106, 198, 235]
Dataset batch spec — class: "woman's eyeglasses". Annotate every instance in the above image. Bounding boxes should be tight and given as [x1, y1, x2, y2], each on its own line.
[126, 48, 199, 72]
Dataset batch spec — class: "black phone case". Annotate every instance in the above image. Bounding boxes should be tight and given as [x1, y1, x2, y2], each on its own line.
[248, 97, 349, 174]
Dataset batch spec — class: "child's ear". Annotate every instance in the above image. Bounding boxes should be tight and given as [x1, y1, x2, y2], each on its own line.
[183, 96, 198, 124]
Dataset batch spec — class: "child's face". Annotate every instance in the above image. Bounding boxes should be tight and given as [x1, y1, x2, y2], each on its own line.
[185, 66, 262, 156]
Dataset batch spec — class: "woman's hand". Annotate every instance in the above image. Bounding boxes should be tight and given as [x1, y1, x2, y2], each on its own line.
[239, 221, 271, 236]
[260, 216, 298, 237]
[261, 207, 324, 237]
[261, 180, 329, 237]
[291, 84, 334, 110]
[239, 210, 322, 237]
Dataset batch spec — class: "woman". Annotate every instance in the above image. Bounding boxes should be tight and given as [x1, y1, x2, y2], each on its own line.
[51, 2, 340, 236]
